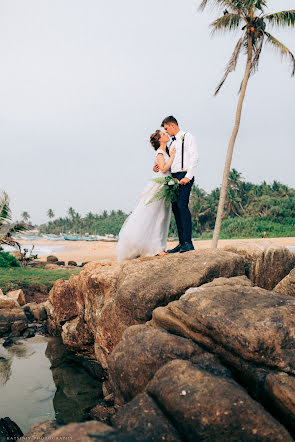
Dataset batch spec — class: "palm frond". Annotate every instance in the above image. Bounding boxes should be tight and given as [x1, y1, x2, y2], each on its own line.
[264, 10, 295, 28]
[214, 35, 244, 95]
[199, 0, 243, 14]
[0, 192, 11, 224]
[264, 32, 295, 76]
[250, 35, 264, 75]
[211, 13, 242, 34]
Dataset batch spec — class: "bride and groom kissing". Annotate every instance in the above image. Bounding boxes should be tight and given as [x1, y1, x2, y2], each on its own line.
[117, 115, 199, 262]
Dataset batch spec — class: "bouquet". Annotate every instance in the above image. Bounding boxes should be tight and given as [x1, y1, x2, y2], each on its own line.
[147, 176, 179, 207]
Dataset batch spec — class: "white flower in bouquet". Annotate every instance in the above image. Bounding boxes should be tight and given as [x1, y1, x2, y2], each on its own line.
[168, 180, 175, 186]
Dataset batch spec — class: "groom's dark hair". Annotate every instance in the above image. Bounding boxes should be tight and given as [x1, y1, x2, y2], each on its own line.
[161, 116, 178, 127]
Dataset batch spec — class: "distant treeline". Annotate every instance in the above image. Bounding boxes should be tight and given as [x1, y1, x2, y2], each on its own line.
[39, 170, 295, 239]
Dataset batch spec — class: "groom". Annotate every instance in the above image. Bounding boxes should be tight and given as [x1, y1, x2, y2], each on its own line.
[154, 116, 199, 253]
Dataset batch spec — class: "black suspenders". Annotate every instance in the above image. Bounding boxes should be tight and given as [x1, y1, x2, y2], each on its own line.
[181, 133, 186, 171]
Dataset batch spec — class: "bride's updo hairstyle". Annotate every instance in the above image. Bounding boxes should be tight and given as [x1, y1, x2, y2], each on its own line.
[150, 130, 161, 151]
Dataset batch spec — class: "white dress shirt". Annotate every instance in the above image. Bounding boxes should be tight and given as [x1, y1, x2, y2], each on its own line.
[169, 130, 199, 180]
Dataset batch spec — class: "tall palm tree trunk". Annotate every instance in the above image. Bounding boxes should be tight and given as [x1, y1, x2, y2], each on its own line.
[211, 35, 253, 248]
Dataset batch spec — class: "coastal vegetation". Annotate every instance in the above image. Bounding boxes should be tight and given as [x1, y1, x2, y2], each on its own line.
[40, 170, 295, 239]
[0, 267, 81, 293]
[199, 0, 295, 247]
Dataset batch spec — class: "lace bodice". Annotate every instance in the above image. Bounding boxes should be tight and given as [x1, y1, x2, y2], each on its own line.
[155, 149, 170, 177]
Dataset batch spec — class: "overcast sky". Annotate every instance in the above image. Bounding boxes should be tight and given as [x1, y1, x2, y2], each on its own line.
[1, 0, 294, 224]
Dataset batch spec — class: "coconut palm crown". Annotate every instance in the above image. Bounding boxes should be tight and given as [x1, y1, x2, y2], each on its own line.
[199, 0, 295, 248]
[201, 0, 295, 94]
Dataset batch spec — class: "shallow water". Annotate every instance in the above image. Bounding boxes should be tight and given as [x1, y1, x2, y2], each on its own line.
[0, 335, 102, 434]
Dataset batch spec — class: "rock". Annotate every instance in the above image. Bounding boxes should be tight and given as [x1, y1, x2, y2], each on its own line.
[0, 297, 18, 309]
[44, 263, 60, 270]
[44, 299, 61, 336]
[21, 328, 36, 339]
[61, 316, 94, 351]
[151, 285, 295, 376]
[0, 307, 28, 337]
[11, 320, 28, 335]
[222, 241, 295, 290]
[6, 289, 26, 306]
[49, 278, 79, 327]
[3, 336, 16, 347]
[23, 302, 48, 321]
[265, 372, 295, 432]
[274, 268, 295, 298]
[89, 403, 116, 424]
[112, 392, 181, 441]
[108, 324, 206, 404]
[24, 420, 60, 439]
[49, 250, 244, 367]
[151, 285, 295, 374]
[47, 255, 58, 263]
[42, 420, 138, 441]
[27, 260, 44, 268]
[55, 261, 65, 266]
[0, 417, 23, 441]
[146, 359, 292, 441]
[68, 260, 77, 266]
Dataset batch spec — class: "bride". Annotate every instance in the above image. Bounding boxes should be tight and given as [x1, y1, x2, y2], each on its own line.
[116, 130, 175, 262]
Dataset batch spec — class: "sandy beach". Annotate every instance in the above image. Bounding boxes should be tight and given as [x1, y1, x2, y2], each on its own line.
[18, 237, 295, 264]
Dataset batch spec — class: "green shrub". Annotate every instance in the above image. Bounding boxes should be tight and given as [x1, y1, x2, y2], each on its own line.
[0, 251, 20, 268]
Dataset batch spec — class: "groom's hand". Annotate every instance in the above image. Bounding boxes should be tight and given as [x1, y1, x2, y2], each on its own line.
[153, 163, 159, 173]
[179, 177, 190, 185]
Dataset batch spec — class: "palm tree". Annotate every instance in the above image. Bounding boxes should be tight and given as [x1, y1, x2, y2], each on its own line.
[199, 0, 295, 248]
[21, 211, 30, 223]
[47, 209, 55, 220]
[0, 191, 27, 247]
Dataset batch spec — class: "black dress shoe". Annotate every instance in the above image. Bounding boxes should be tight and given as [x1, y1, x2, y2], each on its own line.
[179, 242, 195, 253]
[166, 243, 182, 254]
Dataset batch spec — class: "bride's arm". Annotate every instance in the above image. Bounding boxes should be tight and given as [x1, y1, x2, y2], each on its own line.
[156, 148, 175, 174]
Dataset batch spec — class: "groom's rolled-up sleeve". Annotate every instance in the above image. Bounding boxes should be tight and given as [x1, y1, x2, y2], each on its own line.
[186, 133, 199, 180]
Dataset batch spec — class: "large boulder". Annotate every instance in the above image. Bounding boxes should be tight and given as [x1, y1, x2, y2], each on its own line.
[112, 392, 181, 441]
[108, 324, 205, 404]
[222, 241, 295, 289]
[274, 268, 295, 298]
[145, 359, 292, 441]
[151, 285, 295, 374]
[0, 305, 28, 337]
[48, 250, 245, 367]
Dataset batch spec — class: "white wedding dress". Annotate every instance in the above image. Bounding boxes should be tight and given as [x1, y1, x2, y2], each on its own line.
[116, 149, 172, 262]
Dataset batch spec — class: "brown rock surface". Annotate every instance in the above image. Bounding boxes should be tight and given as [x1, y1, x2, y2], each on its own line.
[112, 392, 181, 441]
[146, 359, 292, 441]
[23, 420, 60, 439]
[265, 372, 295, 429]
[48, 250, 244, 367]
[0, 306, 28, 336]
[274, 268, 295, 298]
[23, 302, 48, 321]
[45, 421, 137, 441]
[61, 316, 94, 351]
[6, 289, 26, 306]
[108, 324, 213, 405]
[0, 297, 18, 309]
[151, 285, 295, 374]
[222, 241, 295, 289]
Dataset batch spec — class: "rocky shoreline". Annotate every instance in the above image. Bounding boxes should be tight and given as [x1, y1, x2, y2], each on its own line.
[1, 242, 295, 440]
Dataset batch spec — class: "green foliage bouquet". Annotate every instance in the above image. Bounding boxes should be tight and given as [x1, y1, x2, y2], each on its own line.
[147, 176, 179, 207]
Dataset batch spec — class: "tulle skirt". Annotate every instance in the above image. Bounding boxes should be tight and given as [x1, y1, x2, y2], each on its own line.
[116, 180, 171, 262]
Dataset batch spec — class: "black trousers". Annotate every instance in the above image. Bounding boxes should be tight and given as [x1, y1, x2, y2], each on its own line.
[171, 171, 194, 245]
